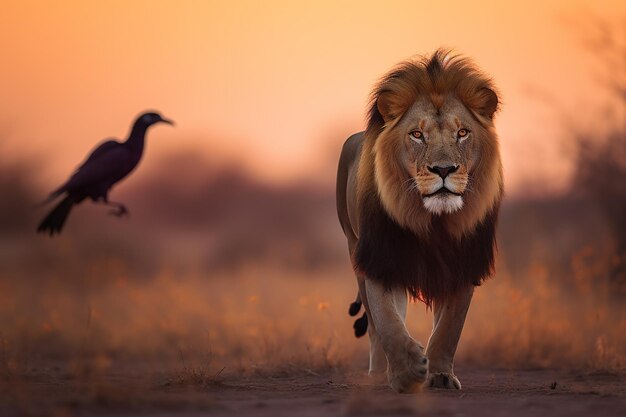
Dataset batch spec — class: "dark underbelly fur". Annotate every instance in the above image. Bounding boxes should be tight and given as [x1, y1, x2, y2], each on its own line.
[354, 191, 499, 306]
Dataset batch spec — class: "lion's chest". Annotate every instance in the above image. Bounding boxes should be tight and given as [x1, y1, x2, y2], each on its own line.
[354, 199, 498, 304]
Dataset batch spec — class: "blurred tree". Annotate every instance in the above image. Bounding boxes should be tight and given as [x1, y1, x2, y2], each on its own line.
[570, 16, 626, 294]
[0, 139, 38, 234]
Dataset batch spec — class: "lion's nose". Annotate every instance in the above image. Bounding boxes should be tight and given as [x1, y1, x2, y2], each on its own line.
[427, 165, 459, 179]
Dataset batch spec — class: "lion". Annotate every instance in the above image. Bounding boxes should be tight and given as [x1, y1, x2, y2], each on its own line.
[336, 49, 503, 393]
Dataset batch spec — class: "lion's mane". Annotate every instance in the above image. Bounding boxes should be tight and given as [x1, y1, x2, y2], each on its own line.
[353, 50, 504, 305]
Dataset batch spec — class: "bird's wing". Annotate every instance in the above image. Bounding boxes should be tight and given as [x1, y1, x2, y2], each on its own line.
[77, 139, 122, 168]
[61, 142, 132, 193]
[47, 139, 122, 196]
[40, 138, 128, 205]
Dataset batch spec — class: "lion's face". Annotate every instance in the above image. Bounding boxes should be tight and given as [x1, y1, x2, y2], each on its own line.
[394, 97, 481, 215]
[366, 52, 502, 236]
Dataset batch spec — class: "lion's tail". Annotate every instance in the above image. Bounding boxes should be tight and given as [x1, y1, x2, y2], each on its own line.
[348, 291, 362, 316]
[348, 291, 368, 338]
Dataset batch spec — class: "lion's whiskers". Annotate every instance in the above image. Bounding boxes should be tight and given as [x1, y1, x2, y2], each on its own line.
[463, 177, 475, 194]
[403, 177, 420, 194]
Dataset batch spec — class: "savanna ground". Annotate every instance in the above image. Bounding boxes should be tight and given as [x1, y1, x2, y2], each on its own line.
[3, 363, 626, 417]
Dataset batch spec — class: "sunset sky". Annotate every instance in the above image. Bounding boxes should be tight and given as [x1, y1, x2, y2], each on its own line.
[1, 0, 624, 194]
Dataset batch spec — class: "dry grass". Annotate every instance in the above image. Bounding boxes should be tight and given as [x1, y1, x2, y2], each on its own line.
[0, 257, 623, 378]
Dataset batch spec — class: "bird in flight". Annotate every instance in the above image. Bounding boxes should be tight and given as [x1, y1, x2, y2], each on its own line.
[37, 111, 174, 236]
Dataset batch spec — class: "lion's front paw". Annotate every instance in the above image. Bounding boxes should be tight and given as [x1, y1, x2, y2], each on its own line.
[387, 339, 428, 393]
[425, 372, 461, 390]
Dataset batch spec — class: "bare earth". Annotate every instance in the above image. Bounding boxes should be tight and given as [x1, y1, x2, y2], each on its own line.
[2, 367, 625, 417]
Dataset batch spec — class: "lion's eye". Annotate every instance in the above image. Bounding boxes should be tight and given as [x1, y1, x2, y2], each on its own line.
[457, 128, 470, 139]
[409, 130, 424, 141]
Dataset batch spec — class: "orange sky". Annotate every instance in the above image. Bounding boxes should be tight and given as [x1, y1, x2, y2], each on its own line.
[1, 1, 624, 194]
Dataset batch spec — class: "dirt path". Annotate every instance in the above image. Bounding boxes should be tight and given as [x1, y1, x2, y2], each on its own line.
[2, 367, 625, 416]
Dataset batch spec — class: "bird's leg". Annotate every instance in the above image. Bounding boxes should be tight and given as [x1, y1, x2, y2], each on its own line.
[101, 198, 130, 217]
[108, 202, 129, 217]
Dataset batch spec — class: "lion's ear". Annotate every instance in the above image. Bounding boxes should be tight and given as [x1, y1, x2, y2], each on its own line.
[475, 87, 499, 120]
[377, 92, 402, 123]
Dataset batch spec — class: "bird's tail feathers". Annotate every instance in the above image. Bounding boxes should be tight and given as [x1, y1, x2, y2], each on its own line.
[35, 187, 65, 207]
[37, 195, 75, 236]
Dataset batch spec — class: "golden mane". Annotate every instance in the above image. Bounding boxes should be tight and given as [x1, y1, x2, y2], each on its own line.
[358, 49, 503, 239]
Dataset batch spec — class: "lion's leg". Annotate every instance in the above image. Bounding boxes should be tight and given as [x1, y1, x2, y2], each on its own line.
[425, 285, 474, 390]
[356, 277, 387, 377]
[348, 234, 387, 377]
[364, 277, 427, 393]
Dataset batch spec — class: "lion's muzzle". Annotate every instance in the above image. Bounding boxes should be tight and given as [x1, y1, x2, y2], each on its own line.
[418, 165, 467, 214]
[427, 164, 459, 179]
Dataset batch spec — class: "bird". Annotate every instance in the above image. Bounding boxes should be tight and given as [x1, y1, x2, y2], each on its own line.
[37, 111, 174, 236]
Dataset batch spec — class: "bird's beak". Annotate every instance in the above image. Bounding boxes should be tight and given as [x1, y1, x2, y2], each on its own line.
[160, 117, 175, 126]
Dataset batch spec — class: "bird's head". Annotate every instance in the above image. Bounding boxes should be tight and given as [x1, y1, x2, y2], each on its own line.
[136, 111, 175, 128]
